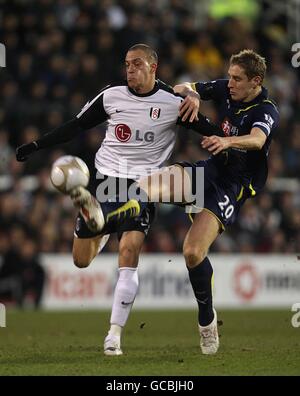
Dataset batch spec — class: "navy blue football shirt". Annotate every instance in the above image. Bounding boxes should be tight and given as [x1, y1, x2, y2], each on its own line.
[194, 79, 280, 196]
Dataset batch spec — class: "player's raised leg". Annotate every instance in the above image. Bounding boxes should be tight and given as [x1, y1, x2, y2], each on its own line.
[104, 231, 145, 356]
[80, 164, 193, 234]
[72, 234, 107, 268]
[183, 210, 221, 354]
[138, 164, 192, 203]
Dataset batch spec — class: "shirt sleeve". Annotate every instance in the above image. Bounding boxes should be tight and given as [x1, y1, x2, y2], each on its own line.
[35, 89, 111, 150]
[76, 91, 109, 129]
[194, 79, 228, 101]
[177, 113, 223, 136]
[251, 102, 280, 137]
[36, 118, 84, 150]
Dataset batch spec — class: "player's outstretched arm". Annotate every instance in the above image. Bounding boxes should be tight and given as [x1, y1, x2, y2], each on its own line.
[177, 112, 223, 138]
[16, 118, 84, 161]
[16, 88, 109, 162]
[201, 128, 267, 155]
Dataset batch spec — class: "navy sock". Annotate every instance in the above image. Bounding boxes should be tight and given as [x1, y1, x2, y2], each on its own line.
[187, 257, 214, 326]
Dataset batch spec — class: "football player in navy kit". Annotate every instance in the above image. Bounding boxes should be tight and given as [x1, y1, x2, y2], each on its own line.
[94, 49, 279, 354]
[16, 44, 218, 355]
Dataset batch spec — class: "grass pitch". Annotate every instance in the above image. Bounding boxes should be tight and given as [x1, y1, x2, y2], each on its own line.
[0, 309, 299, 376]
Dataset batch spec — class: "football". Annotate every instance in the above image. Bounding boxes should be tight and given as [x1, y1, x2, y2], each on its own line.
[50, 155, 90, 194]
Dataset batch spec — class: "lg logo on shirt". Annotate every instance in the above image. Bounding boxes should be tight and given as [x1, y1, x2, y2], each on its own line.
[115, 124, 131, 142]
[115, 124, 154, 143]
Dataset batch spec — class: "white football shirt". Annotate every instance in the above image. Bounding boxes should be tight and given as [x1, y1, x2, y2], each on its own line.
[76, 80, 183, 180]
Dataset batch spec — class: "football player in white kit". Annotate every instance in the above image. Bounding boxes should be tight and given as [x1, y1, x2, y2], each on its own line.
[16, 44, 219, 355]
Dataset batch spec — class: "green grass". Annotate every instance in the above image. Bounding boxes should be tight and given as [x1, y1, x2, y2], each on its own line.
[0, 309, 299, 375]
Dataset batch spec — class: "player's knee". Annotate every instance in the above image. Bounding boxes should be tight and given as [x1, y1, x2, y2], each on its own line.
[183, 245, 207, 268]
[73, 238, 98, 268]
[73, 257, 91, 268]
[73, 259, 90, 268]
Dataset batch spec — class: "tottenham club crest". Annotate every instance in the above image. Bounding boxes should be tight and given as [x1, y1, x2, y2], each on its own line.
[150, 107, 161, 120]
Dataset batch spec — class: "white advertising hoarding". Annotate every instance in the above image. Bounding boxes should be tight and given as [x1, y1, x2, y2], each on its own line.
[41, 254, 300, 309]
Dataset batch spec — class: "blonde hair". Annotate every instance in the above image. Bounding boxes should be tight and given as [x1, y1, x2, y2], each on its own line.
[230, 49, 266, 82]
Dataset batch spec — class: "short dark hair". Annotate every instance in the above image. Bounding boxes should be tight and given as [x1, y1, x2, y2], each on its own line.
[230, 49, 266, 82]
[128, 43, 158, 64]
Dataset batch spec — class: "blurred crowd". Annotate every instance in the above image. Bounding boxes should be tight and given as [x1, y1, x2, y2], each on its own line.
[0, 0, 300, 262]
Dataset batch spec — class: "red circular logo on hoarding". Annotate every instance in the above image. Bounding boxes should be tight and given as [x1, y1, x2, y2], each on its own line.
[115, 124, 131, 142]
[233, 263, 261, 301]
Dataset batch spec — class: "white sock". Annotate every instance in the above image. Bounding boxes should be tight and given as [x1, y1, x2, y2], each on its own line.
[109, 267, 139, 332]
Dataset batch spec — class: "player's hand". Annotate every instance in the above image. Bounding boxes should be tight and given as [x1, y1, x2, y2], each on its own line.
[16, 142, 38, 162]
[179, 91, 200, 122]
[201, 135, 230, 155]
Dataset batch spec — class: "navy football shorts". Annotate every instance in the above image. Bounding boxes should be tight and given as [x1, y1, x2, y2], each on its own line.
[175, 159, 249, 231]
[74, 172, 156, 240]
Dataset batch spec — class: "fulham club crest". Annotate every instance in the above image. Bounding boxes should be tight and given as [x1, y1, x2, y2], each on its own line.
[150, 107, 161, 120]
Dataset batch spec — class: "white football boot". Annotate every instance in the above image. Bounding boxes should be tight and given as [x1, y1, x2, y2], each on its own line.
[198, 308, 219, 355]
[104, 334, 123, 356]
[70, 186, 141, 234]
[70, 186, 105, 233]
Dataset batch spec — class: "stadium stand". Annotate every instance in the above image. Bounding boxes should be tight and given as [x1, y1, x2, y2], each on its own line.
[0, 0, 299, 258]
